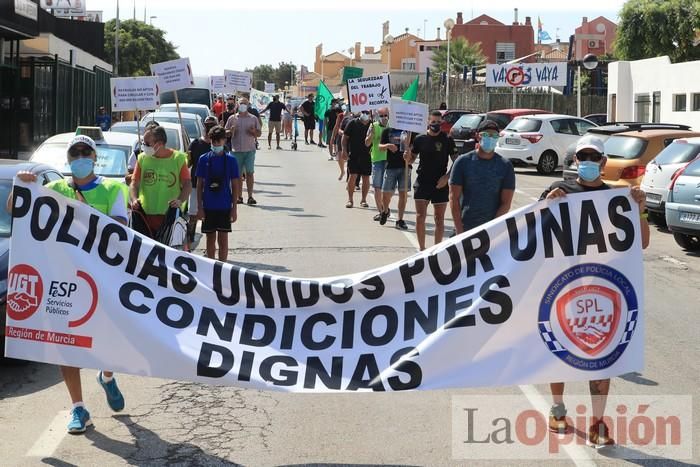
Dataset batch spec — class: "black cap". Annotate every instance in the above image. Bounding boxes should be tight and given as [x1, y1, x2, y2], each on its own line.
[478, 120, 500, 132]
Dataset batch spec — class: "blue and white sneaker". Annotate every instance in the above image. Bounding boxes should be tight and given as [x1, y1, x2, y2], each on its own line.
[97, 371, 125, 412]
[67, 406, 92, 434]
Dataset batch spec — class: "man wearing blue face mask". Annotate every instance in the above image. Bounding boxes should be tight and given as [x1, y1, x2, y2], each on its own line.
[449, 120, 516, 235]
[539, 134, 650, 448]
[12, 135, 129, 434]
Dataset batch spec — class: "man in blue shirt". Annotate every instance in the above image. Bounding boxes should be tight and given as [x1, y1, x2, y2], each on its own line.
[95, 106, 111, 131]
[449, 120, 515, 234]
[196, 126, 241, 261]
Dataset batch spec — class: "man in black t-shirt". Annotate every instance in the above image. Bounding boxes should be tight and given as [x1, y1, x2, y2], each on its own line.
[405, 110, 456, 250]
[262, 95, 287, 150]
[380, 126, 412, 229]
[540, 134, 650, 448]
[300, 94, 316, 144]
[324, 99, 340, 158]
[187, 116, 218, 242]
[341, 111, 372, 208]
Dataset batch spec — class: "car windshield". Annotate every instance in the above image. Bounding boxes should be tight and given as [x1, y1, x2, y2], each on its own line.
[604, 136, 647, 159]
[506, 118, 543, 133]
[681, 156, 700, 177]
[160, 89, 211, 107]
[455, 114, 483, 129]
[653, 141, 700, 165]
[111, 125, 139, 135]
[31, 143, 129, 177]
[162, 105, 209, 121]
[0, 180, 12, 237]
[145, 115, 199, 138]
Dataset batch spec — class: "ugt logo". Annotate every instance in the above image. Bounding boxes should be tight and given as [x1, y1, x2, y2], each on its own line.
[555, 285, 621, 356]
[7, 264, 44, 321]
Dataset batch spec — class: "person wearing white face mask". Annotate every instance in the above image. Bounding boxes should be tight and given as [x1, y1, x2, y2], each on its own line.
[449, 119, 516, 235]
[225, 97, 261, 205]
[9, 135, 129, 434]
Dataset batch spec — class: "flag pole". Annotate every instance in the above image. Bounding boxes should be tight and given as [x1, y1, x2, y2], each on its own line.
[174, 90, 189, 151]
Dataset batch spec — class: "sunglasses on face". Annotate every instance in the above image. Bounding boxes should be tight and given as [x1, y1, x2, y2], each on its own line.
[576, 152, 603, 162]
[479, 132, 498, 138]
[378, 114, 389, 118]
[68, 146, 94, 158]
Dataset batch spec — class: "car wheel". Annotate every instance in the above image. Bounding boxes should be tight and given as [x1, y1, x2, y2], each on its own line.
[537, 151, 558, 175]
[672, 233, 700, 251]
[648, 211, 666, 226]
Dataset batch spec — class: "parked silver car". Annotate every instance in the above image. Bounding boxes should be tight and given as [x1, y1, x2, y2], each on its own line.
[666, 156, 700, 251]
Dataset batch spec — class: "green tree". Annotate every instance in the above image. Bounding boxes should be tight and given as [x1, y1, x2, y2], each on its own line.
[245, 63, 298, 92]
[431, 37, 486, 76]
[104, 19, 179, 76]
[615, 0, 700, 62]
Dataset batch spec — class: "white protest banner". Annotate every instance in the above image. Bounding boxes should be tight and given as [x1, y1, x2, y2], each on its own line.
[224, 70, 252, 93]
[264, 82, 276, 93]
[347, 73, 391, 112]
[209, 75, 228, 93]
[150, 57, 195, 94]
[389, 97, 429, 134]
[110, 77, 160, 112]
[5, 182, 644, 392]
[486, 62, 567, 87]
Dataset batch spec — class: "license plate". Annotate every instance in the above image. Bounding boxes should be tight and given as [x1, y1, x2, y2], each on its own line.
[505, 138, 520, 145]
[455, 141, 464, 147]
[646, 193, 662, 202]
[680, 212, 700, 224]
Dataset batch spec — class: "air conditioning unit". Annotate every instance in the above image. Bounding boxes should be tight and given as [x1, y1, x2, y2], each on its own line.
[588, 40, 599, 48]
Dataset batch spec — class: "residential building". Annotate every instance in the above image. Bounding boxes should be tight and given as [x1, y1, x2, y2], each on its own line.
[450, 11, 535, 64]
[608, 56, 700, 128]
[416, 37, 445, 74]
[535, 39, 569, 63]
[381, 27, 421, 72]
[571, 16, 617, 61]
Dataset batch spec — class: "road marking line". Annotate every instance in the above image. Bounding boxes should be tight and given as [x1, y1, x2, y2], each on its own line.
[400, 224, 595, 466]
[26, 410, 68, 457]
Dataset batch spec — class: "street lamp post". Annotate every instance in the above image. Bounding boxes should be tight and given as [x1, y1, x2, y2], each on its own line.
[444, 18, 455, 108]
[577, 53, 599, 117]
[384, 34, 394, 73]
[149, 15, 157, 25]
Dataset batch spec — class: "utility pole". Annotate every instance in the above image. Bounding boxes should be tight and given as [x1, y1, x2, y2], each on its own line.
[115, 0, 120, 76]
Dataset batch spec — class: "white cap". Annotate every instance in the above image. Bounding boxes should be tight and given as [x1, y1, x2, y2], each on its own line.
[575, 135, 605, 156]
[67, 135, 97, 152]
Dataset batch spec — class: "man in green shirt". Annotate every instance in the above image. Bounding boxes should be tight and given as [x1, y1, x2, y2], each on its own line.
[11, 135, 129, 434]
[364, 107, 389, 222]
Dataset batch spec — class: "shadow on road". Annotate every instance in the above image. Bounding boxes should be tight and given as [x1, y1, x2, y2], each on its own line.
[256, 181, 296, 187]
[82, 414, 242, 466]
[255, 205, 305, 213]
[598, 445, 697, 466]
[0, 361, 62, 399]
[228, 260, 291, 274]
[40, 458, 78, 467]
[619, 372, 659, 386]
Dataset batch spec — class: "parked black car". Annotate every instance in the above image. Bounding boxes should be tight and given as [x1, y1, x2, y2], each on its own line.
[0, 161, 64, 360]
[562, 123, 692, 180]
[450, 113, 486, 155]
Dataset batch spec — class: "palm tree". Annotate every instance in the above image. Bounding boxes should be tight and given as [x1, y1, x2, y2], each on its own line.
[431, 37, 486, 76]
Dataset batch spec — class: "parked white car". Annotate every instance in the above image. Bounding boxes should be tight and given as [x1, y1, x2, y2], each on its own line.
[110, 120, 190, 152]
[496, 115, 597, 174]
[141, 111, 204, 143]
[641, 137, 700, 224]
[157, 103, 213, 123]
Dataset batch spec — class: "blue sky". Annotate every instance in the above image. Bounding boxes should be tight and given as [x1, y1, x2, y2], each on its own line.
[85, 0, 626, 76]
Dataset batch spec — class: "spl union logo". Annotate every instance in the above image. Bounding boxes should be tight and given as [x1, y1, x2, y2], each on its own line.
[538, 263, 639, 371]
[7, 264, 43, 321]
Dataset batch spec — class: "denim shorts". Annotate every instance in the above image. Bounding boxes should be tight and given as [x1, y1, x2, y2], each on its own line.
[371, 160, 387, 189]
[234, 151, 256, 174]
[382, 167, 412, 193]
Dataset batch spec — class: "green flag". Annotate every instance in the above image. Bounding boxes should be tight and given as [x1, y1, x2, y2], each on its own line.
[402, 76, 419, 101]
[315, 80, 333, 121]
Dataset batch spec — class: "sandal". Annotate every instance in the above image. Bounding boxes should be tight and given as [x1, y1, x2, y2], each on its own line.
[360, 201, 369, 208]
[345, 201, 353, 208]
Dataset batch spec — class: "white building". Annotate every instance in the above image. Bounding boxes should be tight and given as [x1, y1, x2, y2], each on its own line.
[416, 38, 445, 74]
[608, 56, 700, 129]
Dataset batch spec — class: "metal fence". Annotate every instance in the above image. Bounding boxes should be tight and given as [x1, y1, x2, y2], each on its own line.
[391, 80, 607, 117]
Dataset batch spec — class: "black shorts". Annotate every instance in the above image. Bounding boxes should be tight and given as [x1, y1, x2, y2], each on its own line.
[202, 209, 232, 233]
[413, 181, 449, 204]
[303, 116, 316, 130]
[348, 156, 372, 176]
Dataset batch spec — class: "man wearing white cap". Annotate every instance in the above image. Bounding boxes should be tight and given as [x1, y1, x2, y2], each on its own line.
[540, 134, 650, 447]
[12, 135, 129, 434]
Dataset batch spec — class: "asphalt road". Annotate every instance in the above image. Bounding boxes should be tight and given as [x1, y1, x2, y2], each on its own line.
[1, 141, 698, 466]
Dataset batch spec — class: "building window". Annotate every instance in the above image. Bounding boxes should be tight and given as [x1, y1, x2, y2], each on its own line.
[634, 93, 650, 122]
[693, 93, 700, 111]
[652, 91, 661, 123]
[401, 59, 416, 71]
[496, 43, 515, 64]
[673, 94, 687, 111]
[419, 45, 425, 51]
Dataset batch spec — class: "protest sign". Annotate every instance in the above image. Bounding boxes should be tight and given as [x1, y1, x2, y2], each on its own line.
[110, 77, 160, 112]
[150, 57, 195, 93]
[341, 66, 363, 84]
[224, 70, 252, 93]
[347, 73, 391, 112]
[6, 182, 644, 392]
[264, 82, 276, 93]
[250, 89, 273, 112]
[42, 0, 85, 16]
[486, 62, 567, 87]
[389, 97, 428, 134]
[209, 75, 228, 93]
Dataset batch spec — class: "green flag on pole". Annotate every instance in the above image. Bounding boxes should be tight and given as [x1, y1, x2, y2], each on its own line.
[402, 76, 420, 101]
[315, 80, 333, 121]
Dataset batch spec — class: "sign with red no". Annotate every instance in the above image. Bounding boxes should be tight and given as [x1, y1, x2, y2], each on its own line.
[346, 73, 391, 112]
